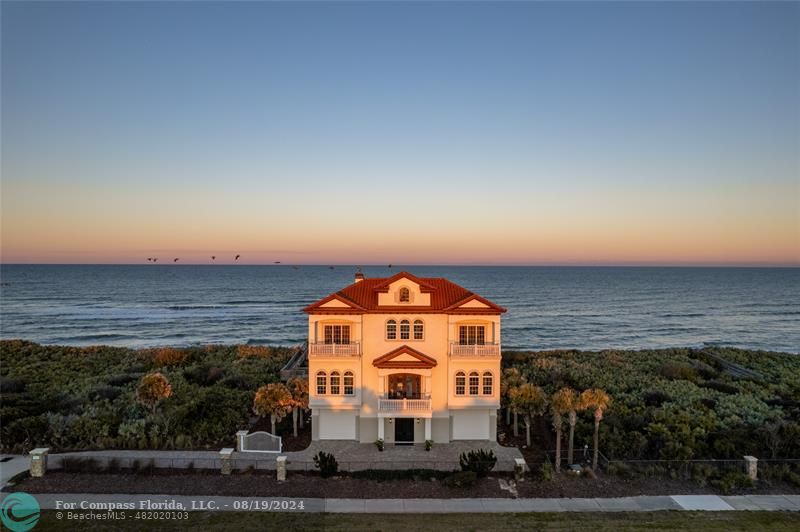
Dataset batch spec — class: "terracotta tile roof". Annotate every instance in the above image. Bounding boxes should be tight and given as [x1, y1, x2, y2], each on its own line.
[303, 271, 506, 314]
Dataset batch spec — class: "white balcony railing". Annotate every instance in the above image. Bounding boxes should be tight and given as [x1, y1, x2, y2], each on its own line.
[378, 395, 432, 412]
[308, 342, 361, 357]
[449, 342, 500, 357]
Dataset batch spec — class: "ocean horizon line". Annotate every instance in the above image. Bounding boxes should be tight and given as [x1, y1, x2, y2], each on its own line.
[2, 263, 799, 269]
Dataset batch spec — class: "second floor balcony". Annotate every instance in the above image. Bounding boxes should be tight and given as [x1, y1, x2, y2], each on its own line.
[449, 342, 500, 358]
[378, 393, 432, 413]
[308, 341, 361, 357]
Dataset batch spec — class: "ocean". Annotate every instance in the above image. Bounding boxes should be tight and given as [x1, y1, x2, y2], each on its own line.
[0, 265, 798, 353]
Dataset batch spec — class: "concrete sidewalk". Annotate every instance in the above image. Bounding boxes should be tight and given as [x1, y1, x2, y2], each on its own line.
[0, 455, 29, 488]
[3, 493, 797, 513]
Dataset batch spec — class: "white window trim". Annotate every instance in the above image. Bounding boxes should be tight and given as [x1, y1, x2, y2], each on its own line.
[481, 371, 493, 396]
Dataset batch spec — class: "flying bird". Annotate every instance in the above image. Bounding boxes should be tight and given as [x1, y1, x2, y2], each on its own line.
[211, 256, 216, 261]
[146, 258, 152, 262]
[274, 261, 281, 264]
[173, 258, 179, 263]
[388, 264, 393, 268]
[153, 258, 158, 263]
[235, 255, 240, 261]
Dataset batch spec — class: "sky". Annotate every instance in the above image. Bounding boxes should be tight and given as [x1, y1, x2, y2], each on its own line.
[1, 2, 798, 266]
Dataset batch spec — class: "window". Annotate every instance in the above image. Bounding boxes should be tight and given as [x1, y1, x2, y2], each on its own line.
[400, 320, 410, 340]
[316, 371, 327, 395]
[324, 324, 350, 344]
[343, 371, 354, 395]
[413, 320, 424, 340]
[469, 371, 480, 395]
[330, 371, 341, 395]
[386, 320, 397, 340]
[455, 372, 466, 395]
[482, 372, 493, 395]
[459, 325, 486, 345]
[399, 287, 410, 302]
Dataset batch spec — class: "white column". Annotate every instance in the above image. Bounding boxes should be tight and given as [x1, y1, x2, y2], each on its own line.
[424, 418, 431, 441]
[378, 418, 385, 440]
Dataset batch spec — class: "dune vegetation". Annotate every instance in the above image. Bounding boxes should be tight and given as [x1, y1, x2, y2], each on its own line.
[0, 340, 294, 452]
[2, 341, 799, 476]
[502, 346, 800, 467]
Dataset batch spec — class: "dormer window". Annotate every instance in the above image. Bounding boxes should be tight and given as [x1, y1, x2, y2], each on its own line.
[399, 287, 410, 303]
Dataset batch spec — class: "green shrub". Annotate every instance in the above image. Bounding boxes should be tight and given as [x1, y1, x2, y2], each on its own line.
[690, 464, 715, 487]
[107, 374, 139, 387]
[660, 364, 697, 382]
[711, 471, 755, 494]
[459, 449, 497, 477]
[643, 390, 672, 407]
[607, 462, 635, 479]
[702, 380, 739, 395]
[374, 438, 384, 451]
[444, 470, 477, 488]
[0, 377, 25, 393]
[425, 439, 433, 451]
[540, 461, 553, 481]
[88, 386, 123, 402]
[313, 451, 338, 478]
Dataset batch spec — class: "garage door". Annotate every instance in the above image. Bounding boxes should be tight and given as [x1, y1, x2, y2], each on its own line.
[318, 412, 357, 440]
[452, 411, 489, 440]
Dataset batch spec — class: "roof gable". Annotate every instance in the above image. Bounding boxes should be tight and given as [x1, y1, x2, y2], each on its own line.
[372, 345, 438, 369]
[372, 271, 436, 293]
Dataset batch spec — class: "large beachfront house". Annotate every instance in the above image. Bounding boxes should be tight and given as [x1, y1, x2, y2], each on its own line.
[303, 271, 506, 444]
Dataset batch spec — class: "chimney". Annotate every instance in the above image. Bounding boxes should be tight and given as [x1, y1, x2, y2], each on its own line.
[354, 270, 365, 283]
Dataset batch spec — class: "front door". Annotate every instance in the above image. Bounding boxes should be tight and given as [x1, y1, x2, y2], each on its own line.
[394, 418, 414, 445]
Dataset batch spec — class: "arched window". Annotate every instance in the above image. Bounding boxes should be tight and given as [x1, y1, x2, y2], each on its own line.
[482, 371, 493, 395]
[399, 287, 410, 302]
[413, 319, 424, 340]
[343, 371, 354, 395]
[386, 319, 397, 340]
[455, 372, 466, 395]
[316, 371, 327, 395]
[330, 371, 341, 395]
[469, 371, 480, 395]
[400, 320, 410, 340]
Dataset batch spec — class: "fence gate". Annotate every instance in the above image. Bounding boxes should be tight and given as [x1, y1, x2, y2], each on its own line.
[237, 430, 282, 453]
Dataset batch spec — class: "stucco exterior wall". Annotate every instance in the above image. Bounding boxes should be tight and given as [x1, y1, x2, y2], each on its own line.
[307, 275, 502, 443]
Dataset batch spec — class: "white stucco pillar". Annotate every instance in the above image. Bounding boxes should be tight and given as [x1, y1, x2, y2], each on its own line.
[378, 418, 384, 440]
[424, 418, 431, 441]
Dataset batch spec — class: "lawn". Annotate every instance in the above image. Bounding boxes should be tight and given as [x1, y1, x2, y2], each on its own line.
[35, 510, 800, 531]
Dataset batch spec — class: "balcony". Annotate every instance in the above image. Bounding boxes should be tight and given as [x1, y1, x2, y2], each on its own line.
[449, 342, 500, 358]
[308, 342, 361, 357]
[378, 393, 432, 413]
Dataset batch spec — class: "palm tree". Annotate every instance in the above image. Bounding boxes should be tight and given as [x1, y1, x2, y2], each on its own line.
[287, 377, 309, 437]
[253, 383, 294, 435]
[501, 368, 525, 436]
[551, 388, 576, 472]
[509, 383, 547, 447]
[563, 388, 582, 465]
[580, 388, 611, 470]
